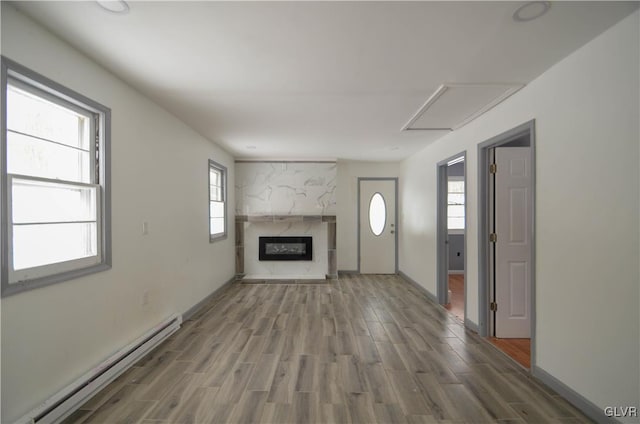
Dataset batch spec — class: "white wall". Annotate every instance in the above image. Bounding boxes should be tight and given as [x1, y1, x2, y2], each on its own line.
[336, 160, 400, 271]
[1, 5, 235, 422]
[400, 10, 639, 416]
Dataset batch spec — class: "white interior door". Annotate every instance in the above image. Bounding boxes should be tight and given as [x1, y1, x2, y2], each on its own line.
[495, 147, 531, 338]
[360, 179, 396, 274]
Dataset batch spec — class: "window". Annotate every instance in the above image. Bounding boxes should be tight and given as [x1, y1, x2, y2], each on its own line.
[208, 160, 227, 241]
[368, 192, 386, 236]
[447, 178, 465, 230]
[1, 57, 111, 296]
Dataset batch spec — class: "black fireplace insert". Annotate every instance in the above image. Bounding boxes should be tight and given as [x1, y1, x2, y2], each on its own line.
[259, 236, 313, 261]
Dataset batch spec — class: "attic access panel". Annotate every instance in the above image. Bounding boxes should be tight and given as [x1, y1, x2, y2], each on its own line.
[403, 83, 523, 131]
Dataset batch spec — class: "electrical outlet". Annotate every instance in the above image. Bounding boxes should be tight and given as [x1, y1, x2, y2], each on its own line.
[142, 290, 149, 306]
[142, 221, 149, 235]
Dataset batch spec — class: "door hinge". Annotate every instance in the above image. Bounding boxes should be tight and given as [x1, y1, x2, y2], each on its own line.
[489, 233, 497, 243]
[489, 163, 497, 174]
[490, 302, 498, 312]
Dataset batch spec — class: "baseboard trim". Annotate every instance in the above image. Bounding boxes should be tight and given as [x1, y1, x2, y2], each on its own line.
[397, 270, 438, 303]
[338, 270, 360, 275]
[464, 318, 479, 333]
[15, 314, 181, 424]
[183, 275, 236, 321]
[243, 274, 325, 280]
[448, 270, 464, 275]
[532, 366, 616, 424]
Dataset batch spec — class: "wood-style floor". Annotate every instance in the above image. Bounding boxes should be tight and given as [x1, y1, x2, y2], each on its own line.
[443, 275, 531, 370]
[488, 338, 531, 370]
[444, 275, 464, 321]
[64, 274, 590, 423]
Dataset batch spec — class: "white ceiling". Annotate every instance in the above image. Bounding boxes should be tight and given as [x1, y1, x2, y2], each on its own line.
[11, 1, 638, 161]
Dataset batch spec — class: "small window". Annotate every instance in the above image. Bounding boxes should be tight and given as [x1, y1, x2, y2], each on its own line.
[447, 179, 465, 230]
[369, 192, 386, 236]
[208, 160, 227, 241]
[2, 57, 111, 296]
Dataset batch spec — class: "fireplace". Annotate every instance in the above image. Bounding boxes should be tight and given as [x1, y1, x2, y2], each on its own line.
[259, 236, 313, 261]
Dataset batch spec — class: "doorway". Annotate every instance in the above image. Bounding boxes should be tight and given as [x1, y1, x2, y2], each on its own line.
[478, 121, 535, 369]
[436, 153, 467, 322]
[358, 178, 398, 274]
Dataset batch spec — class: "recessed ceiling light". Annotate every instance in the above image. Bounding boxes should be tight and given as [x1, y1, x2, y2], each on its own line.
[96, 0, 129, 14]
[246, 145, 257, 150]
[513, 1, 550, 22]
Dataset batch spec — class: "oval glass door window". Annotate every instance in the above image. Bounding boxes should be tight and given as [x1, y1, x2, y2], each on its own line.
[369, 192, 386, 236]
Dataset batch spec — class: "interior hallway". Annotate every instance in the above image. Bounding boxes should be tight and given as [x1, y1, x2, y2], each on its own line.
[64, 274, 590, 423]
[443, 274, 531, 369]
[489, 338, 531, 370]
[444, 274, 464, 322]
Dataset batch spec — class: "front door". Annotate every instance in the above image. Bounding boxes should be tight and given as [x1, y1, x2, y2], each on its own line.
[359, 179, 396, 274]
[494, 147, 532, 338]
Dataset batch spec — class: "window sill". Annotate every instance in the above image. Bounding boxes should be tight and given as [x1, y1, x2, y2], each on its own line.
[2, 262, 111, 297]
[210, 233, 228, 243]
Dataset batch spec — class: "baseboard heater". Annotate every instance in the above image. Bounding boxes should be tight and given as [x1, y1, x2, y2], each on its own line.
[15, 314, 182, 424]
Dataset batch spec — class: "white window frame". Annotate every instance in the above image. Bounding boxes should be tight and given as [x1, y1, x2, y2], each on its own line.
[447, 176, 465, 233]
[1, 57, 111, 297]
[208, 159, 227, 242]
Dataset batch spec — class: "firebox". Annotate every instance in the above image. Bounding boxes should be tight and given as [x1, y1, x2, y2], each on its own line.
[259, 236, 313, 261]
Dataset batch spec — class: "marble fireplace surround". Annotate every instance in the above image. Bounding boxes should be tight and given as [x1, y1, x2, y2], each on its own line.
[235, 214, 337, 280]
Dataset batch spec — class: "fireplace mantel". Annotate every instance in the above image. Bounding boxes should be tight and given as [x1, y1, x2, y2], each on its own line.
[235, 215, 337, 280]
[236, 214, 336, 223]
